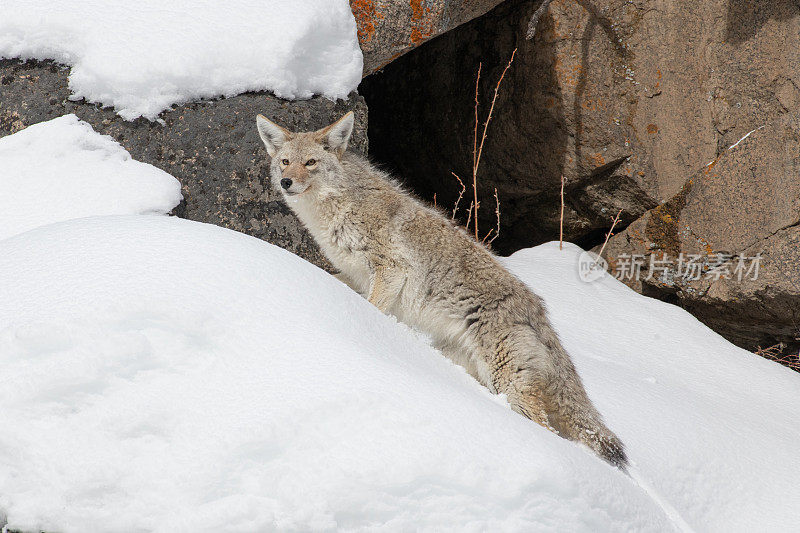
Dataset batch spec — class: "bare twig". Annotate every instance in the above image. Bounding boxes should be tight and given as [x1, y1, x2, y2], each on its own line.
[484, 188, 501, 245]
[472, 48, 516, 241]
[473, 65, 481, 174]
[559, 175, 565, 250]
[444, 52, 514, 243]
[433, 193, 437, 207]
[472, 63, 481, 240]
[526, 0, 555, 40]
[755, 343, 800, 371]
[450, 172, 466, 220]
[756, 343, 784, 358]
[465, 201, 474, 234]
[595, 209, 623, 266]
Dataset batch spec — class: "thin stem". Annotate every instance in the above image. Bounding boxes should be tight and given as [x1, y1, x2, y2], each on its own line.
[450, 172, 466, 220]
[559, 175, 565, 250]
[473, 48, 516, 241]
[472, 63, 481, 240]
[595, 209, 623, 268]
[486, 188, 501, 245]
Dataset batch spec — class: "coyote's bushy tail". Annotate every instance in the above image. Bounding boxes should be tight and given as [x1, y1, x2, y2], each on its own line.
[546, 374, 629, 470]
[500, 325, 628, 470]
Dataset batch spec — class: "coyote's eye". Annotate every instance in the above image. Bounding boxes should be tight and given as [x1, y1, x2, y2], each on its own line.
[305, 159, 317, 167]
[280, 159, 289, 166]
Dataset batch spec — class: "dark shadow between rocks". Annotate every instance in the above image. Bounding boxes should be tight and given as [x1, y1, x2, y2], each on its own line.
[359, 0, 568, 255]
[726, 0, 800, 44]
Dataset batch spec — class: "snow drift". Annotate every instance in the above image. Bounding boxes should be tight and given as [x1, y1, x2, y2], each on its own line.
[0, 0, 363, 120]
[0, 114, 181, 240]
[1, 215, 798, 532]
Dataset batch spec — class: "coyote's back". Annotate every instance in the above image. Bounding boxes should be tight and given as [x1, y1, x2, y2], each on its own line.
[255, 112, 628, 469]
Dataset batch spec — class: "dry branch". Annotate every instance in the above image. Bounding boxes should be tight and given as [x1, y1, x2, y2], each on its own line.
[559, 175, 565, 250]
[594, 209, 623, 267]
[443, 50, 514, 245]
[483, 188, 501, 245]
[755, 343, 800, 371]
[465, 201, 475, 234]
[450, 172, 466, 220]
[472, 48, 516, 241]
[471, 64, 481, 238]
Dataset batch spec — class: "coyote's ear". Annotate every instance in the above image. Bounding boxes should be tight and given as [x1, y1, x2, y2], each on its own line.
[256, 114, 291, 157]
[317, 111, 354, 157]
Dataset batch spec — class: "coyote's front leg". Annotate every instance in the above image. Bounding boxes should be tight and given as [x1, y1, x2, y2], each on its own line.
[368, 264, 405, 314]
[334, 271, 367, 297]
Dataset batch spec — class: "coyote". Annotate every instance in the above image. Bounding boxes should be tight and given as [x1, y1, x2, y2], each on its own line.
[256, 112, 628, 469]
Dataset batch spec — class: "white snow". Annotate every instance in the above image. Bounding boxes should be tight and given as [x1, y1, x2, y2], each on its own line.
[0, 115, 182, 240]
[1, 215, 798, 532]
[0, 1, 363, 120]
[505, 245, 800, 532]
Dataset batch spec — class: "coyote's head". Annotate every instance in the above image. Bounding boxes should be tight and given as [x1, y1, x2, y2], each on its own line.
[256, 112, 354, 197]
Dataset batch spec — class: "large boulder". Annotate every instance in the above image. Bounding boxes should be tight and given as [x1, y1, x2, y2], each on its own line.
[358, 0, 800, 353]
[360, 0, 800, 253]
[0, 1, 509, 267]
[0, 59, 368, 269]
[351, 0, 507, 75]
[602, 113, 800, 352]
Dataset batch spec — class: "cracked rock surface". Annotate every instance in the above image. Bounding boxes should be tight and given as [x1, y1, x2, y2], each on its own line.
[603, 113, 800, 353]
[0, 59, 368, 270]
[361, 0, 799, 253]
[359, 0, 800, 355]
[351, 0, 507, 75]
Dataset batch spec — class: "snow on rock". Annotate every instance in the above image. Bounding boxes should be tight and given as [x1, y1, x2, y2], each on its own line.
[0, 216, 668, 532]
[0, 115, 182, 240]
[0, 215, 798, 532]
[0, 1, 363, 120]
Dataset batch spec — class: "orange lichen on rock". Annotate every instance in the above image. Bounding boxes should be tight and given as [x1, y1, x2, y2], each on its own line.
[582, 96, 604, 111]
[350, 0, 380, 44]
[409, 0, 437, 45]
[552, 57, 583, 89]
[644, 177, 695, 256]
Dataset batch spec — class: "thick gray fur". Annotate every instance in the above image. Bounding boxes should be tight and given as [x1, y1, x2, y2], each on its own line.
[256, 112, 628, 469]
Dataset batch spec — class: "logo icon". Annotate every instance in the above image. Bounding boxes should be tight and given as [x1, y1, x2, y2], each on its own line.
[577, 251, 608, 283]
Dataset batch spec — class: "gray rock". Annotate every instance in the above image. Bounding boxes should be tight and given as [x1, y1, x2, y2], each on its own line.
[0, 58, 368, 270]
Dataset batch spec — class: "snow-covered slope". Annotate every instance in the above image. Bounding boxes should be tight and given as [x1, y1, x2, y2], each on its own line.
[504, 246, 800, 532]
[1, 215, 798, 532]
[0, 216, 667, 532]
[0, 115, 181, 240]
[0, 1, 363, 120]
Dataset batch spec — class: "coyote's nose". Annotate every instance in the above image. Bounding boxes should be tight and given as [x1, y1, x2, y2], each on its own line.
[280, 178, 293, 190]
